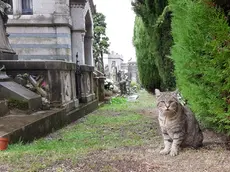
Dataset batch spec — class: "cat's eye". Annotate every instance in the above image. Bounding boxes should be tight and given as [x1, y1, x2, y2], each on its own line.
[168, 101, 174, 104]
[170, 101, 177, 106]
[157, 101, 165, 106]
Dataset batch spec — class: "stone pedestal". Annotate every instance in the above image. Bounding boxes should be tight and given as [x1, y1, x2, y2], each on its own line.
[79, 65, 95, 103]
[0, 53, 17, 60]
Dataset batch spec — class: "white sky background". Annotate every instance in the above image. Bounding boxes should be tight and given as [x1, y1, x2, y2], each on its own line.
[93, 0, 136, 62]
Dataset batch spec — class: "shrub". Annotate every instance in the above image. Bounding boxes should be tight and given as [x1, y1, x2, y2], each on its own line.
[169, 0, 230, 133]
[130, 81, 140, 90]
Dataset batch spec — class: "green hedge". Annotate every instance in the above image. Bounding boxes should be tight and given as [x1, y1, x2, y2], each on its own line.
[169, 0, 230, 133]
[133, 17, 161, 92]
[132, 0, 175, 91]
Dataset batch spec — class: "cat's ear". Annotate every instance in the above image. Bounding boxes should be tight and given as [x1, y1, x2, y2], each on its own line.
[173, 89, 179, 96]
[155, 89, 161, 97]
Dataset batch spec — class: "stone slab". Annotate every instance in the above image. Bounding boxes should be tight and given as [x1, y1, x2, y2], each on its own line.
[0, 60, 76, 70]
[80, 65, 94, 72]
[80, 94, 95, 103]
[0, 99, 98, 143]
[127, 94, 139, 102]
[0, 81, 42, 110]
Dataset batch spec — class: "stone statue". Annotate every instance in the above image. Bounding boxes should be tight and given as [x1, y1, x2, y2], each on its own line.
[0, 0, 16, 60]
[0, 0, 11, 29]
[111, 66, 117, 82]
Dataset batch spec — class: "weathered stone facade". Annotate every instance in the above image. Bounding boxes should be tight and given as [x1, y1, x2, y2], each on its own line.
[6, 0, 94, 64]
[103, 51, 123, 81]
[1, 0, 96, 108]
[0, 0, 105, 144]
[104, 51, 139, 84]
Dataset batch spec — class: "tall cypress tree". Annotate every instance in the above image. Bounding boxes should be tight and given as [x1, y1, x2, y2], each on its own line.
[132, 0, 175, 91]
[133, 16, 161, 92]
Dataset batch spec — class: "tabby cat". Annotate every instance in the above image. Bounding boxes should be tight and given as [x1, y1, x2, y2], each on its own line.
[155, 89, 203, 156]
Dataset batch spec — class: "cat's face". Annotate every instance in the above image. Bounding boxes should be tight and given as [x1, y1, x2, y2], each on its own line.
[155, 89, 179, 116]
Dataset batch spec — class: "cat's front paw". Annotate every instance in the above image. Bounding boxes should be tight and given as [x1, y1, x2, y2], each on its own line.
[170, 147, 179, 156]
[160, 148, 170, 155]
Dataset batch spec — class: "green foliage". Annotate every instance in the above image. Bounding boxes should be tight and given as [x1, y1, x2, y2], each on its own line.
[130, 81, 141, 90]
[110, 97, 127, 105]
[93, 12, 110, 72]
[132, 0, 175, 91]
[169, 0, 230, 134]
[133, 17, 161, 92]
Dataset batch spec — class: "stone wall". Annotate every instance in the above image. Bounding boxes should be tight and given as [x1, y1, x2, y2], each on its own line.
[6, 0, 94, 64]
[7, 0, 72, 61]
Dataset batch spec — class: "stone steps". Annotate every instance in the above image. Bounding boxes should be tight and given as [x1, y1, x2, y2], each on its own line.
[0, 99, 98, 144]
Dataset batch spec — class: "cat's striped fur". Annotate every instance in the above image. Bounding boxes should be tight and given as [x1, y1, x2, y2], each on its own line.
[155, 89, 203, 156]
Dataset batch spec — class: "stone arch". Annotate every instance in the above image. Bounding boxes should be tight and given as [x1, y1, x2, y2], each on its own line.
[84, 10, 93, 65]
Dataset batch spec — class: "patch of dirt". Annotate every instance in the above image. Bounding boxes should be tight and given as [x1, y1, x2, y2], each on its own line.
[43, 142, 230, 172]
[42, 106, 230, 172]
[0, 165, 9, 172]
[137, 108, 158, 118]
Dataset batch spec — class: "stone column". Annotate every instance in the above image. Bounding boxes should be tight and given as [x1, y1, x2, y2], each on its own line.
[72, 31, 85, 64]
[12, 0, 22, 16]
[70, 3, 86, 64]
[84, 35, 93, 65]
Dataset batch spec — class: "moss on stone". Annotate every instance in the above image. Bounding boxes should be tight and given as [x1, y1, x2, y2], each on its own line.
[8, 98, 29, 110]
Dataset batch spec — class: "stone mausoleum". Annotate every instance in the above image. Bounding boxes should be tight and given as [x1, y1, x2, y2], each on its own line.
[0, 0, 102, 143]
[104, 51, 139, 84]
[6, 0, 94, 65]
[3, 0, 96, 105]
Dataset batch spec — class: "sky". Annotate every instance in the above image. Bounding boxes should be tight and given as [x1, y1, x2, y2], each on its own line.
[93, 0, 136, 62]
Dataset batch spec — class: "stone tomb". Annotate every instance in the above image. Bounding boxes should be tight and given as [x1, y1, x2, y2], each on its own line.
[0, 60, 78, 111]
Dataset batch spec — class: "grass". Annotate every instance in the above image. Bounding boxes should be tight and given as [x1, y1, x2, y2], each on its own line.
[0, 90, 156, 172]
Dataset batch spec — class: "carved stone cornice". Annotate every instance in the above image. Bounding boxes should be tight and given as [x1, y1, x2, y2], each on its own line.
[70, 4, 85, 9]
[70, 0, 87, 8]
